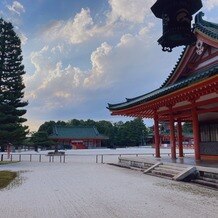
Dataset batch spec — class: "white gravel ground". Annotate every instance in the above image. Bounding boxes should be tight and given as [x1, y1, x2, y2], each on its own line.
[0, 148, 217, 218]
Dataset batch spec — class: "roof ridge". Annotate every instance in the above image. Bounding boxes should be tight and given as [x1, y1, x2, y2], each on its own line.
[195, 12, 218, 29]
[160, 47, 187, 88]
[55, 125, 95, 129]
[107, 88, 161, 108]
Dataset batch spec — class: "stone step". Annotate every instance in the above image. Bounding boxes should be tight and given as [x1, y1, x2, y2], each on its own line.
[143, 163, 154, 168]
[154, 167, 180, 175]
[158, 165, 184, 172]
[201, 172, 218, 180]
[130, 161, 152, 167]
[193, 179, 218, 189]
[144, 162, 162, 174]
[119, 160, 153, 169]
[164, 164, 188, 169]
[111, 163, 130, 168]
[147, 172, 171, 180]
[130, 164, 152, 169]
[130, 166, 144, 171]
[118, 162, 151, 170]
[118, 157, 156, 165]
[151, 169, 176, 178]
[198, 176, 218, 184]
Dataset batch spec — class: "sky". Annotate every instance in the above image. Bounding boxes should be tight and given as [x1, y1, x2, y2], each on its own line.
[0, 0, 218, 131]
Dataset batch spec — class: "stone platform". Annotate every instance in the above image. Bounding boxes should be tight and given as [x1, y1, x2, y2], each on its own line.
[116, 156, 218, 189]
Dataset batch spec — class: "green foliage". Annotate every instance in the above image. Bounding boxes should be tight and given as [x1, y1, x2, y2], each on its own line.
[30, 131, 55, 149]
[38, 118, 148, 148]
[38, 121, 57, 134]
[112, 118, 147, 147]
[0, 18, 28, 150]
[0, 171, 17, 189]
[183, 122, 193, 134]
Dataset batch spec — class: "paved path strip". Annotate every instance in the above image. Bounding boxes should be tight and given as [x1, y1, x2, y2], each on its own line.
[0, 161, 217, 218]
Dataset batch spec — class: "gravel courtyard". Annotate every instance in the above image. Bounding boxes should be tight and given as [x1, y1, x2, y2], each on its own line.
[0, 151, 217, 218]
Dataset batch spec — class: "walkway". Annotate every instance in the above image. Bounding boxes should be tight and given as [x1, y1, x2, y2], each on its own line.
[0, 160, 217, 218]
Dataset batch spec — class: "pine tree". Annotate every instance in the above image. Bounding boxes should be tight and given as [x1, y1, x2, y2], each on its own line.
[0, 18, 28, 151]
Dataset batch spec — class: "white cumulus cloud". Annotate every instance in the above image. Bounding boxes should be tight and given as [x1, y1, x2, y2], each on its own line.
[108, 0, 155, 23]
[44, 8, 113, 45]
[25, 22, 161, 116]
[7, 1, 25, 15]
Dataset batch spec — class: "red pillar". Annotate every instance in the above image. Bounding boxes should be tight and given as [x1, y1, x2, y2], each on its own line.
[177, 120, 183, 158]
[154, 111, 160, 158]
[169, 112, 176, 159]
[191, 106, 201, 161]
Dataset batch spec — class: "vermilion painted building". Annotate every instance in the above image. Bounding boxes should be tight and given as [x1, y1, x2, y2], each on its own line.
[49, 126, 109, 149]
[108, 12, 218, 161]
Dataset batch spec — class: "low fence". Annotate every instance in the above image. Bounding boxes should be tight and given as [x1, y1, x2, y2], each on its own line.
[0, 152, 194, 164]
[94, 152, 194, 163]
[0, 153, 66, 163]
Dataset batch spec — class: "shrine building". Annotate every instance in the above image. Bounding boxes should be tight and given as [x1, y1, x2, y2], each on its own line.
[49, 126, 109, 149]
[108, 12, 218, 161]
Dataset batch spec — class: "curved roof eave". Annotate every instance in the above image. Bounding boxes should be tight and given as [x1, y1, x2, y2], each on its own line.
[108, 12, 218, 112]
[108, 66, 218, 111]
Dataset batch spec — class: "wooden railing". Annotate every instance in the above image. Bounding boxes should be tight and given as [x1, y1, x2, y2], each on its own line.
[94, 152, 194, 163]
[0, 152, 194, 164]
[0, 153, 66, 163]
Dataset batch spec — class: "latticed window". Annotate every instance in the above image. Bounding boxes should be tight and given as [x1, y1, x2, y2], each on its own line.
[200, 124, 218, 142]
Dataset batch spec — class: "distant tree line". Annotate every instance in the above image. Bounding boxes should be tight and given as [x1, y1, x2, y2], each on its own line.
[30, 119, 194, 150]
[31, 118, 148, 149]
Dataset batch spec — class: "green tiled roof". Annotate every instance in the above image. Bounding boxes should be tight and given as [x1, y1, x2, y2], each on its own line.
[49, 126, 109, 140]
[108, 12, 218, 111]
[194, 12, 218, 40]
[108, 66, 217, 110]
[161, 12, 218, 88]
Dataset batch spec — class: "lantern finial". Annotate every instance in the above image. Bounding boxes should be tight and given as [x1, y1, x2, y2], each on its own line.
[151, 0, 203, 52]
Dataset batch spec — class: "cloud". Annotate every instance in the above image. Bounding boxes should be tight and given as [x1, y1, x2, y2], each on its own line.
[7, 1, 25, 15]
[203, 0, 218, 10]
[24, 22, 163, 118]
[43, 8, 113, 45]
[107, 0, 155, 23]
[42, 1, 156, 46]
[24, 46, 86, 110]
[22, 1, 182, 130]
[19, 32, 28, 45]
[13, 26, 28, 45]
[51, 45, 64, 54]
[83, 42, 113, 88]
[84, 22, 156, 89]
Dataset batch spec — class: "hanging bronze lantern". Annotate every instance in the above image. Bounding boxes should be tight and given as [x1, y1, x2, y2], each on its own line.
[151, 0, 203, 52]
